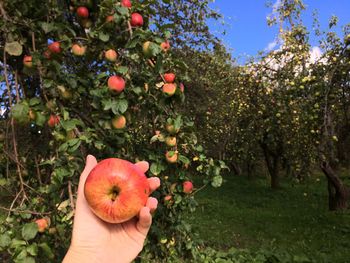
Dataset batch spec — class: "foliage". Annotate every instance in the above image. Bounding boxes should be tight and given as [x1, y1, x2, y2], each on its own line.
[0, 0, 225, 262]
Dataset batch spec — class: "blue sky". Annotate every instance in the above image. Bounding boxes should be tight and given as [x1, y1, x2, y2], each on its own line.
[208, 0, 350, 62]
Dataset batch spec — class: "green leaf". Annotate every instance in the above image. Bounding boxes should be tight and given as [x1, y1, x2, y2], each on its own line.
[99, 32, 110, 42]
[29, 98, 41, 107]
[22, 222, 38, 241]
[38, 243, 54, 259]
[40, 22, 54, 33]
[150, 162, 166, 176]
[116, 66, 129, 75]
[0, 178, 7, 187]
[5, 41, 23, 56]
[116, 6, 129, 16]
[118, 99, 128, 113]
[12, 103, 30, 123]
[178, 155, 190, 164]
[35, 112, 47, 127]
[61, 119, 82, 131]
[0, 234, 11, 247]
[211, 175, 223, 188]
[27, 243, 38, 256]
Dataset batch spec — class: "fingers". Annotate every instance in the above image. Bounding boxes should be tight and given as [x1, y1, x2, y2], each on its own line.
[78, 155, 97, 197]
[135, 161, 149, 173]
[147, 177, 160, 193]
[136, 197, 158, 236]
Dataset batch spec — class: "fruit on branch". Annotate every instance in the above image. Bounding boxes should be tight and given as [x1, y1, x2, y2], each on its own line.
[57, 85, 73, 100]
[71, 43, 86, 56]
[108, 76, 125, 92]
[162, 83, 176, 96]
[165, 151, 178, 163]
[165, 136, 176, 147]
[105, 49, 118, 62]
[165, 123, 179, 134]
[84, 158, 150, 223]
[112, 115, 126, 129]
[48, 115, 60, 127]
[121, 0, 132, 8]
[160, 41, 170, 52]
[183, 181, 193, 194]
[23, 55, 33, 68]
[130, 13, 143, 27]
[35, 217, 50, 233]
[142, 41, 152, 58]
[48, 42, 61, 54]
[106, 15, 114, 23]
[164, 73, 175, 83]
[76, 6, 89, 18]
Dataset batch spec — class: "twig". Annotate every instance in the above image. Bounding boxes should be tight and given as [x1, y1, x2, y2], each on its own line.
[127, 21, 133, 37]
[68, 180, 75, 212]
[147, 59, 166, 82]
[34, 156, 43, 185]
[0, 0, 10, 21]
[7, 190, 22, 218]
[0, 206, 51, 215]
[14, 70, 20, 102]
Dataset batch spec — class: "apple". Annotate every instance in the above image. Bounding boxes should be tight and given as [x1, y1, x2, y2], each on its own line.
[165, 151, 178, 163]
[48, 115, 60, 127]
[165, 123, 179, 134]
[43, 50, 52, 59]
[57, 85, 73, 100]
[164, 195, 172, 202]
[77, 6, 89, 18]
[162, 83, 176, 96]
[71, 44, 86, 56]
[183, 181, 193, 194]
[105, 49, 118, 62]
[160, 41, 170, 52]
[112, 115, 126, 129]
[106, 15, 114, 23]
[108, 76, 125, 92]
[165, 136, 176, 147]
[121, 0, 132, 8]
[23, 55, 33, 68]
[164, 73, 175, 83]
[35, 217, 50, 233]
[84, 158, 150, 223]
[142, 41, 153, 57]
[130, 13, 143, 27]
[48, 42, 61, 54]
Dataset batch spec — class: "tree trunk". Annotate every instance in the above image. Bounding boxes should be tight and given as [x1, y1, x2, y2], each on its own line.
[261, 143, 280, 189]
[320, 161, 349, 210]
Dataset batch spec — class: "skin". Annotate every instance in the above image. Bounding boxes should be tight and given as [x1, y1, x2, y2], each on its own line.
[63, 155, 160, 263]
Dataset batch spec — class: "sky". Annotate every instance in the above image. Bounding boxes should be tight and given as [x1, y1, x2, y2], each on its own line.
[208, 0, 350, 63]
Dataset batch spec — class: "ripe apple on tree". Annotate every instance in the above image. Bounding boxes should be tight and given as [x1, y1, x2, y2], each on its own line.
[23, 55, 33, 68]
[164, 73, 176, 83]
[142, 41, 153, 58]
[76, 6, 89, 18]
[160, 41, 170, 52]
[112, 115, 126, 129]
[121, 0, 132, 8]
[166, 123, 180, 134]
[165, 136, 176, 147]
[35, 217, 50, 233]
[71, 43, 86, 56]
[165, 151, 178, 163]
[84, 158, 151, 223]
[108, 75, 126, 93]
[183, 181, 193, 194]
[48, 115, 60, 127]
[162, 83, 176, 96]
[130, 13, 143, 27]
[48, 41, 61, 54]
[105, 49, 118, 62]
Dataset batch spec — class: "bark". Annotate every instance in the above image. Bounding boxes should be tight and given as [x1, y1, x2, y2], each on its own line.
[261, 142, 281, 189]
[320, 161, 349, 211]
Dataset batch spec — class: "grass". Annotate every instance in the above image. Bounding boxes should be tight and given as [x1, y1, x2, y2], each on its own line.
[187, 174, 350, 263]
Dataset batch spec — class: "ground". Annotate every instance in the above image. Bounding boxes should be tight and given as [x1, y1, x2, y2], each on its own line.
[188, 173, 350, 263]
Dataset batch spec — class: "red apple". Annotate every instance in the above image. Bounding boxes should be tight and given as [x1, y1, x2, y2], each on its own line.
[48, 115, 60, 127]
[160, 41, 170, 52]
[77, 6, 89, 18]
[35, 218, 50, 233]
[164, 73, 175, 83]
[112, 115, 126, 129]
[130, 13, 143, 27]
[105, 49, 118, 62]
[165, 151, 178, 163]
[23, 55, 33, 68]
[121, 0, 132, 8]
[71, 43, 86, 56]
[183, 181, 193, 194]
[84, 158, 151, 223]
[162, 83, 176, 96]
[106, 15, 114, 23]
[164, 195, 172, 202]
[48, 42, 61, 54]
[165, 136, 176, 147]
[108, 76, 125, 92]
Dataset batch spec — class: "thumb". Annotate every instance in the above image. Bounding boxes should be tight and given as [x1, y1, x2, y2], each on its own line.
[78, 155, 97, 197]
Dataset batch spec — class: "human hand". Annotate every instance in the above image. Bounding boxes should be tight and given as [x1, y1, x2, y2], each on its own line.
[63, 155, 160, 263]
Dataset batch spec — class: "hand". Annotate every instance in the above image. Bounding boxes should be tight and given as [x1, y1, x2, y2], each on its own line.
[63, 155, 160, 263]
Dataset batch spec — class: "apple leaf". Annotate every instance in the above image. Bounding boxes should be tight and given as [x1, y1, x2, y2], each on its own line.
[12, 103, 30, 123]
[40, 22, 55, 33]
[0, 234, 11, 248]
[5, 41, 23, 56]
[99, 32, 110, 42]
[26, 243, 38, 256]
[150, 162, 166, 176]
[38, 243, 54, 259]
[22, 222, 38, 241]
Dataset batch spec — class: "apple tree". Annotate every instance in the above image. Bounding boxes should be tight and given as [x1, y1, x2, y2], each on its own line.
[0, 0, 226, 262]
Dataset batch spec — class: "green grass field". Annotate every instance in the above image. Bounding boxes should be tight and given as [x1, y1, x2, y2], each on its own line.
[188, 174, 350, 263]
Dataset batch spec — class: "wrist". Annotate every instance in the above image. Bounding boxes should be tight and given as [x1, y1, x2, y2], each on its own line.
[63, 246, 98, 263]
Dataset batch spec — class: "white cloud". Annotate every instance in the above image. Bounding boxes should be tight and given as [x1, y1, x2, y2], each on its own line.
[266, 40, 278, 51]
